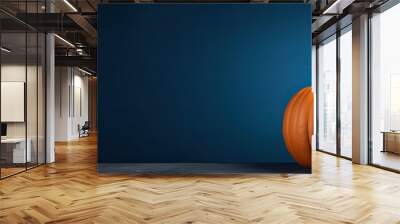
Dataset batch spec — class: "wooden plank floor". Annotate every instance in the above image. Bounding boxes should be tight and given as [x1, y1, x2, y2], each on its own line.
[1, 135, 400, 224]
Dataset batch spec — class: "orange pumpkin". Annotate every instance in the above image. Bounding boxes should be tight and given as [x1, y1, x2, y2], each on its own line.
[282, 87, 313, 168]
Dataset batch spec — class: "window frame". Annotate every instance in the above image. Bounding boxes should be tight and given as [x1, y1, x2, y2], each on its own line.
[316, 24, 353, 160]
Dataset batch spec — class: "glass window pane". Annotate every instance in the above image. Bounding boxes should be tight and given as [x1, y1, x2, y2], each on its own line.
[1, 31, 27, 178]
[0, 1, 46, 179]
[340, 28, 352, 158]
[38, 33, 46, 165]
[318, 36, 337, 154]
[371, 3, 400, 171]
[26, 0, 39, 169]
[27, 31, 38, 169]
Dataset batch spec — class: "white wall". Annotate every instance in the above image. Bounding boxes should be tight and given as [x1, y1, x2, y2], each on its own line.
[1, 64, 46, 163]
[1, 65, 42, 137]
[1, 65, 28, 140]
[55, 67, 70, 141]
[55, 67, 89, 141]
[71, 73, 89, 138]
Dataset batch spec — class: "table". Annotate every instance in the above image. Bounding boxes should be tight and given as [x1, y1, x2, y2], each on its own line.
[382, 131, 400, 154]
[1, 138, 32, 164]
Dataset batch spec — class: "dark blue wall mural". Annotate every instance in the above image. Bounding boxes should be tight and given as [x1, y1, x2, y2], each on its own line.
[98, 4, 311, 172]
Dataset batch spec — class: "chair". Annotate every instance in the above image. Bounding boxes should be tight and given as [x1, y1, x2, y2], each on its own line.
[78, 121, 90, 138]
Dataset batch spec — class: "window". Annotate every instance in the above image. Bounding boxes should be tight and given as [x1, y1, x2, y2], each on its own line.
[370, 3, 400, 171]
[339, 28, 352, 158]
[317, 26, 353, 159]
[0, 1, 47, 179]
[318, 36, 337, 154]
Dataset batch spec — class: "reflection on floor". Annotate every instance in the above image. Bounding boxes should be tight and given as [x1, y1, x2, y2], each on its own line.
[0, 167, 25, 178]
[0, 163, 42, 178]
[0, 135, 400, 223]
[372, 150, 400, 171]
[341, 147, 352, 159]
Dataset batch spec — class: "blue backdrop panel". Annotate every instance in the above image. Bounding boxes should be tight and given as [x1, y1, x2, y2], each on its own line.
[98, 4, 311, 165]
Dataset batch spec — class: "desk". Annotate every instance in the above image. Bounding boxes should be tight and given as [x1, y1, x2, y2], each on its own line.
[1, 138, 32, 163]
[382, 131, 400, 154]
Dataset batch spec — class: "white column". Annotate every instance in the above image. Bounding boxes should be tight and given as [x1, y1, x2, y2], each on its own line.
[46, 0, 55, 163]
[55, 67, 74, 141]
[352, 14, 369, 164]
[312, 45, 317, 151]
[46, 33, 55, 163]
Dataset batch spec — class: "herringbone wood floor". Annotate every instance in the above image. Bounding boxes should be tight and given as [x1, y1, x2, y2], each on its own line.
[1, 135, 400, 224]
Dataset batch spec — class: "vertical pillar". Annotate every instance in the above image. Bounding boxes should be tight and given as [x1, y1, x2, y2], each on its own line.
[312, 45, 317, 150]
[46, 0, 55, 163]
[352, 14, 369, 164]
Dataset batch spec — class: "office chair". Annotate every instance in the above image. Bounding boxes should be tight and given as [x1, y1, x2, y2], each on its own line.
[79, 121, 90, 138]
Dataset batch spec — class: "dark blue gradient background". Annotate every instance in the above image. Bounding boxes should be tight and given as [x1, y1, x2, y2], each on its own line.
[98, 4, 311, 164]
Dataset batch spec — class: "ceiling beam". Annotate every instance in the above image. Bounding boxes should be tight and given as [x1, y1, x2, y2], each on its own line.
[55, 55, 96, 71]
[67, 13, 97, 46]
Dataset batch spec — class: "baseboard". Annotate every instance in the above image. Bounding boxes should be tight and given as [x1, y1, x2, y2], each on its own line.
[98, 163, 311, 174]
